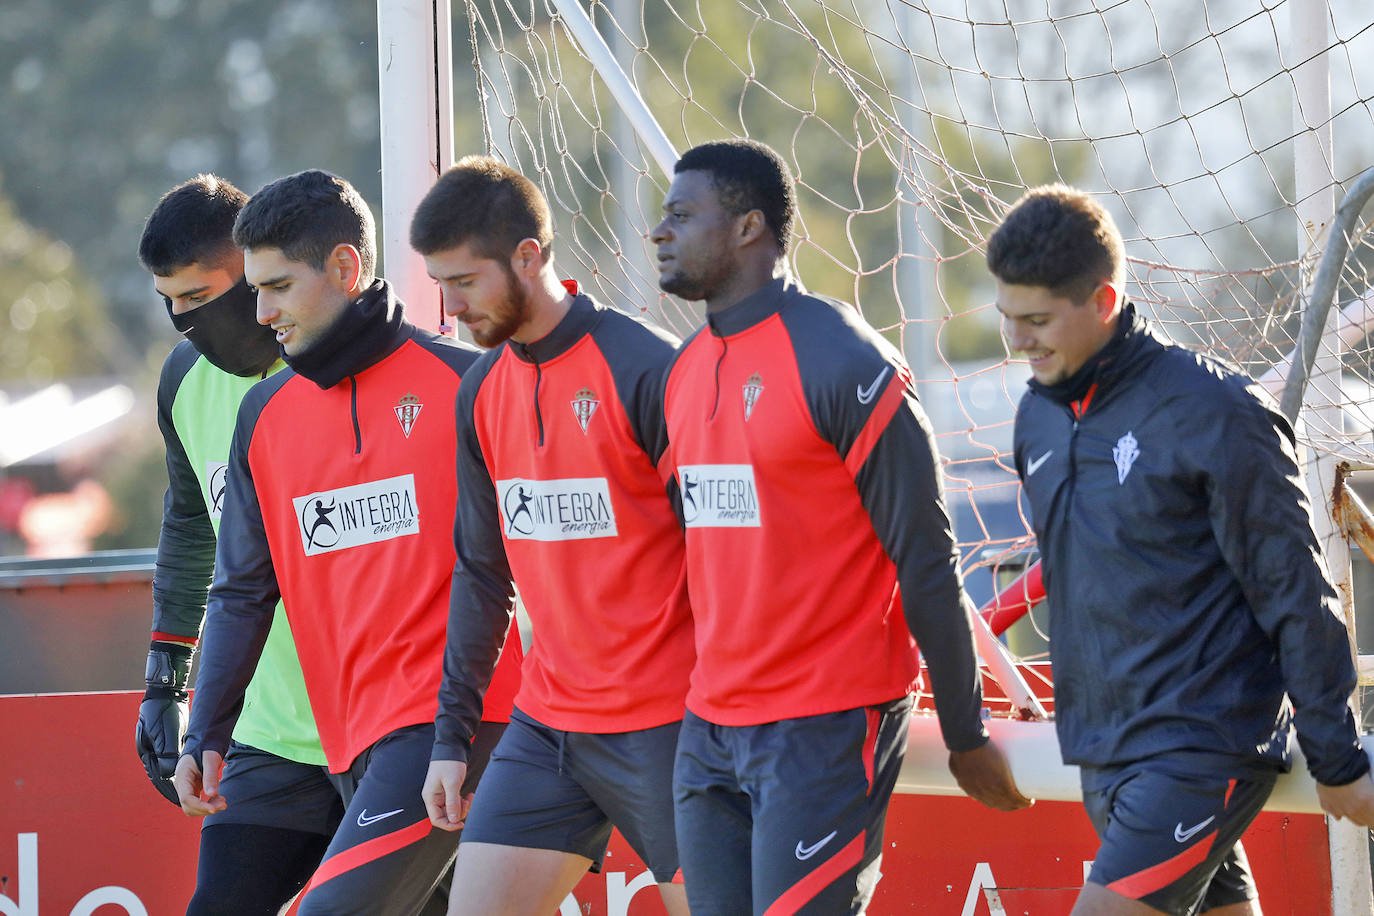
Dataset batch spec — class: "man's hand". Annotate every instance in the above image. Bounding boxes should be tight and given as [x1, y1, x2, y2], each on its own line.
[1317, 771, 1374, 827]
[135, 641, 193, 805]
[422, 759, 471, 831]
[949, 739, 1035, 812]
[173, 751, 227, 817]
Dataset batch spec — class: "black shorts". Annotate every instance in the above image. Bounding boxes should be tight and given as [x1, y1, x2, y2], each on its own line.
[204, 741, 340, 836]
[461, 708, 683, 883]
[294, 721, 504, 916]
[1081, 760, 1275, 916]
[673, 697, 912, 916]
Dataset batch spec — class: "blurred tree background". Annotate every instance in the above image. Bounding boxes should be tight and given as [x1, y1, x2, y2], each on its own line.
[0, 0, 383, 551]
[5, 0, 1365, 554]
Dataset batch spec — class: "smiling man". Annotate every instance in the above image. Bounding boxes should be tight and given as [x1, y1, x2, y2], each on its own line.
[175, 169, 523, 916]
[137, 174, 339, 915]
[990, 184, 1374, 916]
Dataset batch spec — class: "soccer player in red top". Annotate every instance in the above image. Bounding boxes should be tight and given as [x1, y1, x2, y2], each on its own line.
[652, 139, 1030, 914]
[413, 157, 693, 915]
[174, 169, 523, 915]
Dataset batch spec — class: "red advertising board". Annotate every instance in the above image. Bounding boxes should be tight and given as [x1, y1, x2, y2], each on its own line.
[0, 692, 1332, 915]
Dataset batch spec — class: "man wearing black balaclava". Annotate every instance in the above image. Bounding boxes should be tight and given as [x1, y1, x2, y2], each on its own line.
[136, 174, 340, 913]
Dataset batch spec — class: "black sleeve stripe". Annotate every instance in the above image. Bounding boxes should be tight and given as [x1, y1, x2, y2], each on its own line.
[590, 311, 678, 461]
[410, 328, 484, 376]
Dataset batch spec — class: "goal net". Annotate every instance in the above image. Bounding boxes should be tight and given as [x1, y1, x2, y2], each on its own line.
[449, 0, 1374, 705]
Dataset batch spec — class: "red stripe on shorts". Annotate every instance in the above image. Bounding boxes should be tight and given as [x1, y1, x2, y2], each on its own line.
[762, 833, 864, 916]
[1105, 831, 1215, 900]
[300, 817, 432, 896]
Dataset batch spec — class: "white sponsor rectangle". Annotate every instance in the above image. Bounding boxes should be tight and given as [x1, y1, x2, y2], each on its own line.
[495, 477, 618, 541]
[678, 464, 762, 527]
[292, 474, 420, 556]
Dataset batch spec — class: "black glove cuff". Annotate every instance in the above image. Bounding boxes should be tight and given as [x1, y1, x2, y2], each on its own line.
[145, 641, 194, 693]
[142, 684, 189, 703]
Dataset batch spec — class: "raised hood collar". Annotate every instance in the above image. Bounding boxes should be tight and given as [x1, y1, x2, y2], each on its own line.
[285, 279, 408, 389]
[1029, 300, 1159, 406]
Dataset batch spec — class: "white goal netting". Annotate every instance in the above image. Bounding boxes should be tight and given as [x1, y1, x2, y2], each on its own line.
[450, 0, 1374, 700]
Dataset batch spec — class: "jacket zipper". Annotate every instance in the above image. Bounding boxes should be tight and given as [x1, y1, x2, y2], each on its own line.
[350, 376, 362, 455]
[1065, 382, 1096, 504]
[1067, 413, 1080, 503]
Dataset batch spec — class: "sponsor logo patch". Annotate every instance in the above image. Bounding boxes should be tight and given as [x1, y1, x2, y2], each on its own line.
[496, 477, 618, 540]
[679, 464, 762, 527]
[293, 474, 420, 556]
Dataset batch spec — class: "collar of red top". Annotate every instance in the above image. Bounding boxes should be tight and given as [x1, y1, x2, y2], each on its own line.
[507, 291, 600, 365]
[705, 277, 800, 338]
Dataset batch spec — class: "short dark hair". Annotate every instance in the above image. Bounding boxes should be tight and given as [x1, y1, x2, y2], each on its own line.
[409, 156, 553, 263]
[138, 174, 247, 275]
[675, 139, 796, 252]
[232, 170, 376, 278]
[986, 184, 1125, 304]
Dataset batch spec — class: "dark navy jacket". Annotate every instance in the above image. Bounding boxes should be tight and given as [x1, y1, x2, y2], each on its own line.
[1014, 303, 1368, 785]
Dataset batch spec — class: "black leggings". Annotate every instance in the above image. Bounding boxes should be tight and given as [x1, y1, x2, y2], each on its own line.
[185, 823, 331, 915]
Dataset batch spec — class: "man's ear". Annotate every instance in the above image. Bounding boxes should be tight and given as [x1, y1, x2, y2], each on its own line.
[328, 244, 365, 294]
[737, 209, 768, 247]
[1093, 281, 1121, 324]
[509, 238, 544, 277]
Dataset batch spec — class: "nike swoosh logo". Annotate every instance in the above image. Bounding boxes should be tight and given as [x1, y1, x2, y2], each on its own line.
[357, 807, 405, 828]
[1173, 815, 1215, 844]
[795, 829, 838, 860]
[1026, 450, 1053, 477]
[856, 366, 892, 405]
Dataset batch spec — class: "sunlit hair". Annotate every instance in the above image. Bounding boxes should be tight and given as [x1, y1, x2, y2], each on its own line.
[232, 169, 376, 279]
[675, 139, 796, 252]
[986, 184, 1125, 304]
[138, 174, 247, 275]
[410, 155, 553, 264]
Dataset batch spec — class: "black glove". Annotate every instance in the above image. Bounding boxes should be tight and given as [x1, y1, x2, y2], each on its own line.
[135, 640, 193, 806]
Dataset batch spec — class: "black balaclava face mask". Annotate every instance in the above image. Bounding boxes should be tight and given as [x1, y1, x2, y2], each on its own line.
[166, 276, 281, 377]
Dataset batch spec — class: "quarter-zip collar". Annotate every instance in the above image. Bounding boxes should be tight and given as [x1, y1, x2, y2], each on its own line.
[506, 291, 601, 365]
[698, 277, 798, 421]
[285, 279, 408, 390]
[1028, 300, 1159, 409]
[705, 277, 796, 338]
[504, 287, 601, 449]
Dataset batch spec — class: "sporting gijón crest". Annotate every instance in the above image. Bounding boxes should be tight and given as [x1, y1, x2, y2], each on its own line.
[742, 372, 764, 420]
[394, 393, 422, 439]
[571, 386, 599, 434]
